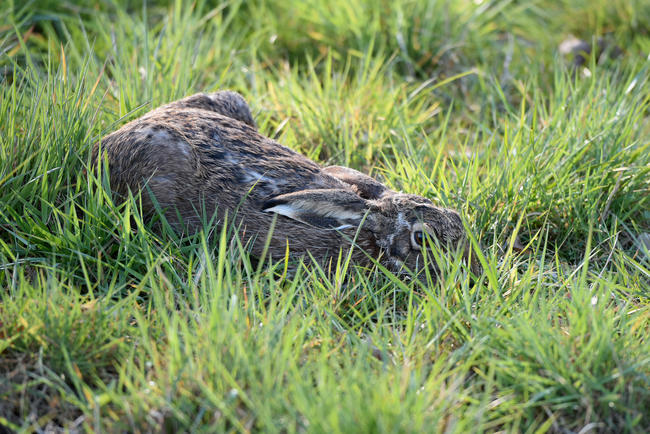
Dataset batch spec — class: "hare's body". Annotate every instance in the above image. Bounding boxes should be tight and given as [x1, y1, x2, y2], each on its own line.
[94, 92, 478, 278]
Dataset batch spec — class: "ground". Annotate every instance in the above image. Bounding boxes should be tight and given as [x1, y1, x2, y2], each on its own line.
[0, 0, 649, 432]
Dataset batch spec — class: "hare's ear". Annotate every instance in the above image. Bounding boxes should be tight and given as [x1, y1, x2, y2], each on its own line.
[207, 91, 257, 129]
[263, 189, 368, 230]
[323, 166, 389, 199]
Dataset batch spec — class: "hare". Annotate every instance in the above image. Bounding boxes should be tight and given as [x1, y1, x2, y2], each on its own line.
[92, 91, 480, 280]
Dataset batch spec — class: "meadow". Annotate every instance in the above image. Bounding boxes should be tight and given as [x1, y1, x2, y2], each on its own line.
[1, 0, 649, 431]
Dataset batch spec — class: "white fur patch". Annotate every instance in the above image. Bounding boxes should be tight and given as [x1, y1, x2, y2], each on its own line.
[224, 152, 239, 165]
[140, 127, 191, 157]
[396, 212, 410, 229]
[242, 171, 285, 192]
[140, 127, 170, 140]
[264, 204, 298, 219]
[243, 170, 268, 182]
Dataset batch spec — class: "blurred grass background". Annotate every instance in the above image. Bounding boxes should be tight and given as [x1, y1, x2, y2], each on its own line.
[1, 0, 649, 432]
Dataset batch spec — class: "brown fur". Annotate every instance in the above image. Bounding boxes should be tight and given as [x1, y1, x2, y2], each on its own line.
[92, 91, 480, 280]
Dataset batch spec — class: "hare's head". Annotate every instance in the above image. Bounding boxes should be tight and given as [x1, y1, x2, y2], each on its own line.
[365, 193, 478, 278]
[264, 167, 480, 281]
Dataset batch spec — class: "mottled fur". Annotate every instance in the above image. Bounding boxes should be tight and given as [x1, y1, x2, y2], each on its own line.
[92, 91, 480, 279]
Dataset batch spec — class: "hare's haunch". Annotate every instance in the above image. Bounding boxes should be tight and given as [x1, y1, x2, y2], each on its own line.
[93, 91, 479, 279]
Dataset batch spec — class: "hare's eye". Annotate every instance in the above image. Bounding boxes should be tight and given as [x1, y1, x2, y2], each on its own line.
[412, 230, 425, 249]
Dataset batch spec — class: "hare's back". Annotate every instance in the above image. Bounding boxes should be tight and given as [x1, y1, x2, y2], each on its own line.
[96, 108, 346, 205]
[149, 109, 340, 195]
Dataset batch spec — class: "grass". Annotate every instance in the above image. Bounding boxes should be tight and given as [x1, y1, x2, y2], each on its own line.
[1, 0, 649, 431]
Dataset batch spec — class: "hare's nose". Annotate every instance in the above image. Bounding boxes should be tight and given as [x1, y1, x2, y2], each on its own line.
[389, 246, 404, 259]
